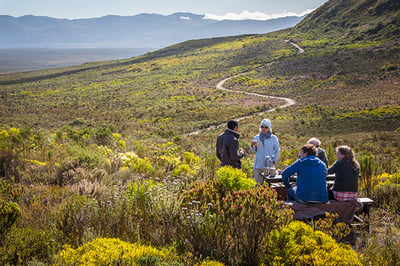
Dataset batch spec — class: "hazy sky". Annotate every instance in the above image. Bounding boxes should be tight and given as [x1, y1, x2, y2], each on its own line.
[1, 0, 329, 20]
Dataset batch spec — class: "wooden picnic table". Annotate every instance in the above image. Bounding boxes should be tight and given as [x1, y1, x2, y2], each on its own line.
[260, 172, 374, 228]
[260, 173, 336, 200]
[261, 172, 336, 184]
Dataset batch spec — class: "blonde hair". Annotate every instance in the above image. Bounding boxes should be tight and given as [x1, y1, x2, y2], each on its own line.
[336, 145, 359, 172]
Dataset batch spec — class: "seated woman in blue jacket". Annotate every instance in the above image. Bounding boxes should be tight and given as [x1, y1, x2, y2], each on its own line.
[282, 144, 328, 203]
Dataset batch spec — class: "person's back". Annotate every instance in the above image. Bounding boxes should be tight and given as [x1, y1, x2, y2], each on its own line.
[328, 145, 360, 201]
[316, 147, 329, 167]
[307, 137, 328, 167]
[282, 144, 328, 203]
[329, 160, 359, 192]
[294, 156, 328, 203]
[216, 120, 244, 169]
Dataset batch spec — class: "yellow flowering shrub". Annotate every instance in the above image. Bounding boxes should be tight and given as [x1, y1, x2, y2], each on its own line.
[55, 237, 178, 265]
[196, 260, 225, 266]
[7, 127, 20, 136]
[263, 221, 362, 266]
[0, 129, 9, 140]
[372, 171, 400, 213]
[309, 213, 351, 242]
[119, 151, 154, 175]
[172, 163, 190, 177]
[184, 151, 200, 164]
[216, 166, 256, 191]
[24, 159, 47, 166]
[119, 140, 126, 149]
[0, 181, 25, 237]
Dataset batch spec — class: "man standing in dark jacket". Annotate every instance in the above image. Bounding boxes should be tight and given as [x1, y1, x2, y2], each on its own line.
[216, 120, 245, 169]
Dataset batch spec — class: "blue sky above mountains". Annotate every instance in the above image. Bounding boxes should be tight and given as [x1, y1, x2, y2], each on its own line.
[1, 0, 328, 20]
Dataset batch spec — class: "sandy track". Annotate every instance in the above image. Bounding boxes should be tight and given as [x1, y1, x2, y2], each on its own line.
[185, 41, 302, 136]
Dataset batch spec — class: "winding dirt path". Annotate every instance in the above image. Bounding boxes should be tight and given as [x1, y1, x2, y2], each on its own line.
[285, 39, 304, 54]
[185, 41, 302, 136]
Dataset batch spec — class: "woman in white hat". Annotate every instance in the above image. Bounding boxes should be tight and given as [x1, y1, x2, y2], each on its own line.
[250, 119, 280, 185]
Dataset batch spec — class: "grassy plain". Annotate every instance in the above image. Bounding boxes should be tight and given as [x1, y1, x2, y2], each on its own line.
[0, 48, 149, 73]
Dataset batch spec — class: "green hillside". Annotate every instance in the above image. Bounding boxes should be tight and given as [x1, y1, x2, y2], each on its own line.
[0, 35, 294, 135]
[295, 0, 400, 41]
[1, 0, 399, 139]
[1, 0, 400, 264]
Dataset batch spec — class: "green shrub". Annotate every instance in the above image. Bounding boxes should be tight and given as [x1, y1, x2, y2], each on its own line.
[326, 144, 336, 166]
[239, 157, 254, 179]
[126, 178, 186, 246]
[126, 180, 157, 211]
[0, 128, 26, 181]
[67, 145, 104, 169]
[183, 152, 200, 165]
[54, 192, 138, 247]
[172, 163, 191, 177]
[55, 237, 180, 265]
[119, 151, 155, 176]
[95, 126, 113, 146]
[0, 181, 25, 242]
[54, 195, 92, 246]
[0, 227, 60, 265]
[360, 228, 400, 266]
[196, 260, 225, 266]
[308, 213, 351, 242]
[132, 157, 154, 176]
[372, 180, 400, 213]
[178, 182, 292, 265]
[359, 154, 379, 196]
[196, 150, 219, 179]
[263, 220, 362, 265]
[216, 166, 256, 191]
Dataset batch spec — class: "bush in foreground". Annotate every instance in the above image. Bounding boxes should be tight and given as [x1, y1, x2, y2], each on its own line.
[178, 167, 293, 265]
[55, 237, 181, 265]
[263, 220, 362, 265]
[0, 227, 60, 265]
[371, 171, 400, 213]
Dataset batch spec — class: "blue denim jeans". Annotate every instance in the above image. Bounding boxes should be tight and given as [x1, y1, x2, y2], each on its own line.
[287, 186, 307, 204]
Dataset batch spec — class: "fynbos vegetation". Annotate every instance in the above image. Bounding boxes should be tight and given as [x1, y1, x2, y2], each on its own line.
[1, 0, 400, 264]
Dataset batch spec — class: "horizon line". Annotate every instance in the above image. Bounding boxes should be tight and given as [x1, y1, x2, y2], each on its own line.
[1, 9, 314, 21]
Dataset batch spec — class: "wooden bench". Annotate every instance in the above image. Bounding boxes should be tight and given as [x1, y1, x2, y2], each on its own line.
[352, 197, 374, 231]
[286, 199, 363, 224]
[281, 193, 374, 231]
[357, 197, 374, 217]
[263, 173, 375, 230]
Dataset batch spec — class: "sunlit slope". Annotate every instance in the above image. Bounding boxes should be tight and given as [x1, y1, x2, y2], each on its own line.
[1, 0, 399, 139]
[223, 0, 400, 134]
[294, 0, 400, 41]
[0, 35, 296, 136]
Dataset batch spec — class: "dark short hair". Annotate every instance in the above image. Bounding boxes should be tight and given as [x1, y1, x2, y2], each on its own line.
[301, 144, 317, 156]
[227, 120, 238, 130]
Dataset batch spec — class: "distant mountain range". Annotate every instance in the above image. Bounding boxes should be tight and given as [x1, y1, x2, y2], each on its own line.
[0, 13, 305, 49]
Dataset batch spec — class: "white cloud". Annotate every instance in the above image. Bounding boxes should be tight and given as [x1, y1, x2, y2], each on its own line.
[203, 9, 314, 21]
[180, 16, 191, 20]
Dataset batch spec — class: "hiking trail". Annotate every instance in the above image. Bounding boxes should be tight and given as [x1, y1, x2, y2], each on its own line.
[186, 40, 302, 136]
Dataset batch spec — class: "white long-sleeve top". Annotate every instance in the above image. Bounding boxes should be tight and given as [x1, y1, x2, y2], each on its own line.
[250, 134, 280, 169]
